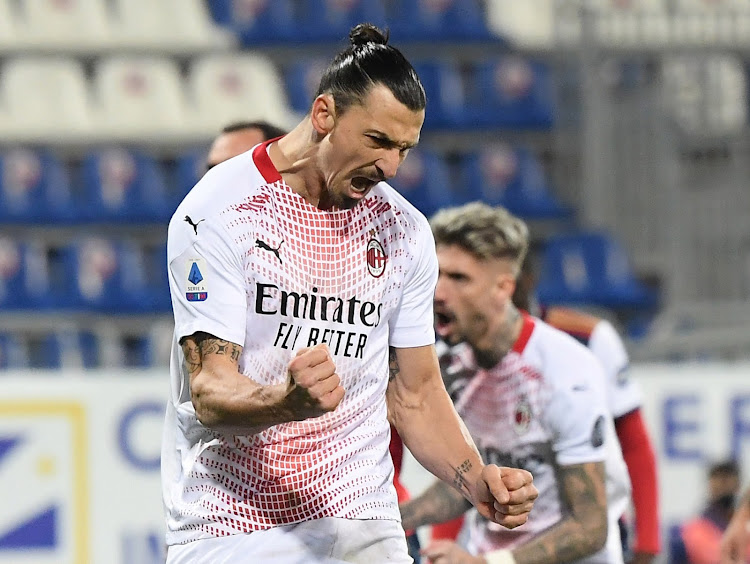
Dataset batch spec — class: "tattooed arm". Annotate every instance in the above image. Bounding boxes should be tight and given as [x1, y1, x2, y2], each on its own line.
[505, 461, 608, 564]
[387, 345, 537, 529]
[181, 332, 343, 433]
[400, 478, 472, 532]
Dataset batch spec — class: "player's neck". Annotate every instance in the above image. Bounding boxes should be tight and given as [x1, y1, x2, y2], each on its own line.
[273, 121, 327, 206]
[473, 305, 523, 369]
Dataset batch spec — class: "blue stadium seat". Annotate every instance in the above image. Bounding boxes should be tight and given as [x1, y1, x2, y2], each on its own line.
[461, 145, 571, 219]
[173, 147, 208, 205]
[207, 0, 295, 44]
[0, 238, 30, 310]
[0, 149, 74, 223]
[284, 57, 330, 114]
[411, 61, 462, 129]
[387, 0, 493, 41]
[0, 333, 25, 369]
[447, 57, 554, 129]
[25, 333, 63, 370]
[120, 334, 155, 368]
[79, 148, 172, 223]
[300, 0, 388, 42]
[536, 231, 659, 311]
[388, 148, 455, 218]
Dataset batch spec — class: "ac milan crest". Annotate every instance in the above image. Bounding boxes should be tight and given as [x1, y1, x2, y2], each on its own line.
[513, 395, 532, 435]
[366, 238, 386, 278]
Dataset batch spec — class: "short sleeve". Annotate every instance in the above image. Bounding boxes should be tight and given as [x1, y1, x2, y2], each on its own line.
[167, 215, 247, 346]
[589, 320, 642, 418]
[388, 221, 438, 348]
[544, 348, 610, 466]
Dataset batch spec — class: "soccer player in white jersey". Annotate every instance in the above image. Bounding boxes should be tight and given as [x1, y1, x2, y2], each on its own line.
[162, 24, 537, 564]
[400, 202, 632, 564]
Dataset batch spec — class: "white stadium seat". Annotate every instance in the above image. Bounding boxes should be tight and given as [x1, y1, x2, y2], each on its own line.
[0, 57, 94, 142]
[92, 56, 190, 141]
[186, 54, 297, 138]
[17, 0, 114, 52]
[110, 0, 234, 52]
[672, 0, 750, 44]
[0, 0, 21, 53]
[486, 0, 557, 49]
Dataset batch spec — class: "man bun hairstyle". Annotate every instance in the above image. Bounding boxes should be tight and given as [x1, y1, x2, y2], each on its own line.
[315, 23, 426, 115]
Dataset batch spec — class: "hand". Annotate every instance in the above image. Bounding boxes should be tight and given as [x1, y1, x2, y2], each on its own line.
[473, 465, 537, 529]
[720, 510, 749, 564]
[628, 552, 656, 564]
[285, 344, 345, 419]
[422, 540, 484, 564]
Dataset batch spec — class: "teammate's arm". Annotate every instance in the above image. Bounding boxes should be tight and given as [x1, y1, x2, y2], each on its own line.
[386, 345, 536, 529]
[720, 485, 750, 563]
[503, 461, 608, 564]
[182, 332, 343, 433]
[399, 477, 472, 532]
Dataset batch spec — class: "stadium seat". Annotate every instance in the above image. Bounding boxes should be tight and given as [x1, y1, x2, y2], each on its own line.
[536, 231, 658, 311]
[92, 56, 189, 141]
[79, 148, 172, 222]
[449, 57, 554, 129]
[173, 147, 209, 204]
[461, 145, 571, 220]
[388, 148, 457, 218]
[0, 57, 94, 142]
[0, 149, 74, 223]
[207, 0, 296, 44]
[0, 0, 21, 53]
[485, 0, 556, 48]
[110, 0, 234, 52]
[17, 0, 114, 52]
[386, 0, 493, 41]
[0, 238, 29, 310]
[0, 333, 26, 369]
[299, 0, 388, 42]
[187, 53, 295, 138]
[283, 57, 330, 114]
[589, 0, 670, 47]
[411, 61, 463, 129]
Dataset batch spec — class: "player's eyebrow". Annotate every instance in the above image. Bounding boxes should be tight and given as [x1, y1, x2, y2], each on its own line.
[365, 131, 419, 150]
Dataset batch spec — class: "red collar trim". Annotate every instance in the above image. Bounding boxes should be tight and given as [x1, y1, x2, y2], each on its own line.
[252, 138, 282, 183]
[512, 312, 536, 354]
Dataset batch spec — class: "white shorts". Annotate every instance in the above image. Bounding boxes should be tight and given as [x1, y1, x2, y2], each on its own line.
[166, 517, 412, 564]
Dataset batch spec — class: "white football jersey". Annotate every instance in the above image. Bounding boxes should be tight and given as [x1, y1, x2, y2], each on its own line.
[542, 308, 642, 419]
[162, 142, 438, 546]
[455, 315, 631, 564]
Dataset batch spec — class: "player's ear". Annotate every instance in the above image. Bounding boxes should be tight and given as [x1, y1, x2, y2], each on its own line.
[311, 94, 336, 135]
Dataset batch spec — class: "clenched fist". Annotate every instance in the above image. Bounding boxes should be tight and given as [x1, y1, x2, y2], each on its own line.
[473, 465, 537, 529]
[285, 344, 345, 419]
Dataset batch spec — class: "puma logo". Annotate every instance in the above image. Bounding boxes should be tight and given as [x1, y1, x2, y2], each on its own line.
[184, 215, 205, 235]
[255, 239, 283, 263]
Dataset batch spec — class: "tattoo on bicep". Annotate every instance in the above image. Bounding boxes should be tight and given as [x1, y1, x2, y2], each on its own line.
[451, 459, 472, 493]
[179, 332, 242, 376]
[388, 347, 400, 382]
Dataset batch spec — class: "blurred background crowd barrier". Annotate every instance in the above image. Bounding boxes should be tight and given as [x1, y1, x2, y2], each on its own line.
[1, 1, 750, 563]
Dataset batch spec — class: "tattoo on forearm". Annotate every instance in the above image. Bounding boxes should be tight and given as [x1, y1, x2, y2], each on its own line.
[180, 332, 242, 377]
[401, 480, 472, 530]
[513, 462, 607, 564]
[451, 459, 473, 493]
[388, 347, 399, 382]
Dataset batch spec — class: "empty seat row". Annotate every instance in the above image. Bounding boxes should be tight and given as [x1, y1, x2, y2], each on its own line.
[0, 330, 163, 370]
[0, 236, 169, 314]
[0, 55, 295, 144]
[0, 145, 570, 223]
[208, 0, 495, 45]
[286, 57, 555, 130]
[0, 0, 232, 53]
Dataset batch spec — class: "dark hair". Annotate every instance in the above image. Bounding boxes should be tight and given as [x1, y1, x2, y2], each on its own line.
[709, 459, 740, 479]
[314, 23, 426, 115]
[221, 120, 287, 140]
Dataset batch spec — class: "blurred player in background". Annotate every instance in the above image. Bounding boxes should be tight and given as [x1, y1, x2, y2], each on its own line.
[163, 24, 536, 564]
[401, 202, 631, 564]
[203, 117, 423, 563]
[205, 120, 287, 171]
[720, 482, 750, 563]
[431, 248, 661, 564]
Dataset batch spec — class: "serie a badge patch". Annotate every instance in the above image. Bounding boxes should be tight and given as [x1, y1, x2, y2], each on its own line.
[186, 258, 208, 302]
